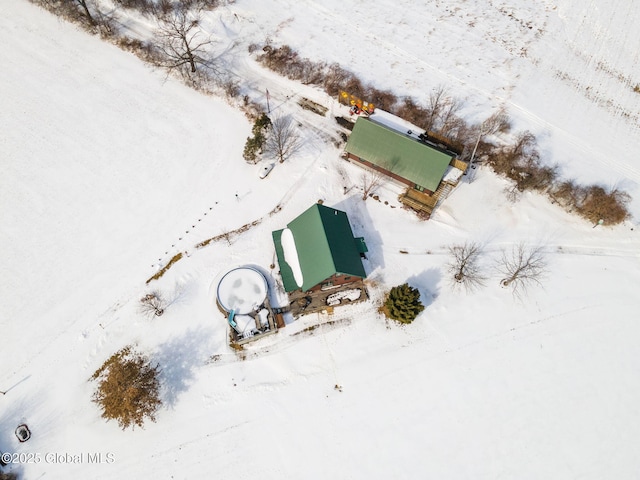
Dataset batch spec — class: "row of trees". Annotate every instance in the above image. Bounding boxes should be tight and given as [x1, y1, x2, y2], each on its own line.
[447, 242, 547, 298]
[382, 242, 548, 325]
[33, 0, 227, 84]
[490, 130, 630, 225]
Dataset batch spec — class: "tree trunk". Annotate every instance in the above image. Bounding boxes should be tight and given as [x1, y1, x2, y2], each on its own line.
[76, 0, 95, 24]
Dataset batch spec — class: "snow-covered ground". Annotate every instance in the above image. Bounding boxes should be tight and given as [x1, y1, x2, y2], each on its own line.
[1, 0, 639, 479]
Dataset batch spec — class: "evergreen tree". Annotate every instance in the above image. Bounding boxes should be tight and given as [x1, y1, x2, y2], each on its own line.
[90, 346, 161, 430]
[243, 113, 272, 164]
[383, 283, 424, 324]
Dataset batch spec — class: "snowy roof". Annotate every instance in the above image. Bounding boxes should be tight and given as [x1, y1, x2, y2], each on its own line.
[442, 165, 465, 184]
[280, 228, 303, 288]
[272, 204, 367, 292]
[344, 117, 453, 192]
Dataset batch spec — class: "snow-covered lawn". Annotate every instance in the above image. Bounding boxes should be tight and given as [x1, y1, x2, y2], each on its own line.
[1, 0, 639, 479]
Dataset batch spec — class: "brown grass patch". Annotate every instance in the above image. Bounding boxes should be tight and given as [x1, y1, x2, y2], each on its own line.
[146, 252, 183, 284]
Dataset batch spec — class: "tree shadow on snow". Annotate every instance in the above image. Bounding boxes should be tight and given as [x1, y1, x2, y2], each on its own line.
[332, 194, 386, 272]
[407, 267, 441, 309]
[155, 327, 214, 408]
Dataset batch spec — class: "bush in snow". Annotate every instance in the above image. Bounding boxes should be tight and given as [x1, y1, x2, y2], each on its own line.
[91, 346, 162, 430]
[570, 184, 630, 226]
[139, 291, 166, 317]
[381, 283, 424, 324]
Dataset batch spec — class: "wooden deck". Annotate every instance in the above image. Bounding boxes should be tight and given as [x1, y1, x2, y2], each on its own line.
[399, 180, 456, 217]
[287, 280, 367, 317]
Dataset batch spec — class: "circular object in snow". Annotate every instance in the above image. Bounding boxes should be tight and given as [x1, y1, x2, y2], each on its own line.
[217, 267, 268, 315]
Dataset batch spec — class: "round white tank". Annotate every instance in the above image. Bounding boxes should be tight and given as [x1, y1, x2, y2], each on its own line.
[216, 267, 268, 315]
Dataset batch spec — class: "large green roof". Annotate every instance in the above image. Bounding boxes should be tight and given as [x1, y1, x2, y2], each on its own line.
[345, 117, 453, 192]
[272, 204, 367, 292]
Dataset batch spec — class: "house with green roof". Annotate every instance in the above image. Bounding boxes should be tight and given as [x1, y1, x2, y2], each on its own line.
[344, 117, 455, 194]
[272, 203, 368, 293]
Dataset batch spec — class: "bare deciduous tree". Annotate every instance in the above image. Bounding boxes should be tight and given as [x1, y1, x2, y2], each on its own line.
[37, 0, 114, 31]
[424, 84, 449, 132]
[266, 115, 301, 163]
[361, 170, 386, 200]
[437, 97, 463, 138]
[73, 0, 95, 24]
[503, 183, 521, 203]
[446, 242, 486, 291]
[140, 291, 167, 317]
[498, 244, 547, 298]
[481, 107, 511, 136]
[155, 9, 212, 76]
[510, 130, 538, 160]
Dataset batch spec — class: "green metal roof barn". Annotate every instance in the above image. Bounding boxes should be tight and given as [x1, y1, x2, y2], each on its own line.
[344, 117, 453, 192]
[272, 204, 367, 292]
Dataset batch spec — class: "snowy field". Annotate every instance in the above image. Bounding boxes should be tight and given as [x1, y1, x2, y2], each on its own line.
[1, 0, 639, 478]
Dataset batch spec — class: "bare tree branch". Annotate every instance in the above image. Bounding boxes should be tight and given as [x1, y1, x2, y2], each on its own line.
[437, 97, 463, 137]
[266, 115, 301, 163]
[423, 84, 448, 132]
[446, 242, 486, 291]
[481, 107, 511, 136]
[361, 170, 386, 200]
[498, 244, 547, 298]
[140, 291, 167, 317]
[154, 9, 214, 76]
[74, 0, 95, 24]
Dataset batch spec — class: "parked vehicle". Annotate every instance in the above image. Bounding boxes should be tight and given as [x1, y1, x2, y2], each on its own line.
[259, 163, 275, 179]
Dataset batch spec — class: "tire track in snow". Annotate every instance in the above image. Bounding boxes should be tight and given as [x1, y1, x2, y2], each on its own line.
[382, 241, 640, 260]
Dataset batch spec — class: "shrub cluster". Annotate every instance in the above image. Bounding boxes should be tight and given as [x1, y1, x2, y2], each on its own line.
[552, 182, 630, 225]
[475, 127, 629, 225]
[489, 131, 558, 194]
[489, 131, 630, 224]
[243, 113, 272, 163]
[90, 346, 162, 430]
[113, 0, 222, 15]
[257, 46, 399, 112]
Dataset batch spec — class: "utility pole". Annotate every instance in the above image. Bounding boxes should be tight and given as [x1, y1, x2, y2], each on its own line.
[467, 124, 487, 183]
